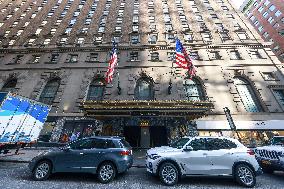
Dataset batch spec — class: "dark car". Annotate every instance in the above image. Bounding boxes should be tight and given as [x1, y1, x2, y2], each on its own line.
[29, 136, 133, 183]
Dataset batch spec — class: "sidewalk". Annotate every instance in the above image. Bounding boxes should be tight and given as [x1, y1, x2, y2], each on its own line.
[0, 148, 147, 168]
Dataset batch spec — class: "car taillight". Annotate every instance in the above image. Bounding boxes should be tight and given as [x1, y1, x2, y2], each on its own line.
[247, 149, 255, 155]
[120, 150, 131, 156]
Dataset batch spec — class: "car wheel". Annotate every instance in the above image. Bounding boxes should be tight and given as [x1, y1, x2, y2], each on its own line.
[262, 168, 274, 174]
[97, 162, 116, 184]
[159, 162, 179, 186]
[32, 160, 52, 181]
[235, 164, 256, 188]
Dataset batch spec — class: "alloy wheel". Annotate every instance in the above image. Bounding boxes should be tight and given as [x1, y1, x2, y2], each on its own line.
[34, 161, 51, 180]
[235, 164, 256, 187]
[159, 163, 178, 186]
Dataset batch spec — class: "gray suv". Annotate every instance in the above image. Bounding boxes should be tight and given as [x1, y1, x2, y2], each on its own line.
[29, 136, 133, 183]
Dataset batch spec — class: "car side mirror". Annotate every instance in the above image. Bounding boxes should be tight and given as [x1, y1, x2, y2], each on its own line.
[183, 146, 193, 152]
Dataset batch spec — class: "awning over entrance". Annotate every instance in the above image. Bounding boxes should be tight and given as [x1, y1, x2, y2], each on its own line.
[80, 100, 214, 119]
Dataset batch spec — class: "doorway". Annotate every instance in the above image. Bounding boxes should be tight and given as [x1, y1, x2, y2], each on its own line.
[149, 126, 168, 147]
[123, 126, 141, 148]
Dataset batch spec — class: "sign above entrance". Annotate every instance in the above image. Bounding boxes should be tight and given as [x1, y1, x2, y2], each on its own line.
[80, 100, 214, 118]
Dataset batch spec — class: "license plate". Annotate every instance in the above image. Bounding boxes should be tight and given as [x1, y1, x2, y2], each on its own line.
[262, 160, 271, 165]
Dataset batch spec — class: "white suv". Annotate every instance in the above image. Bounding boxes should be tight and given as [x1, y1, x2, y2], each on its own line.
[146, 136, 262, 187]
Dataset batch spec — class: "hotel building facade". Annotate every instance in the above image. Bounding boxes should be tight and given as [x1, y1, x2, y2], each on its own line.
[0, 0, 284, 147]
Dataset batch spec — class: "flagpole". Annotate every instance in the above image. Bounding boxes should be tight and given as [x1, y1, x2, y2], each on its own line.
[113, 38, 121, 94]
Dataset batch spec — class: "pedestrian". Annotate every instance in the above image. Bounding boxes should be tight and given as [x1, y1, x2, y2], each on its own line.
[70, 132, 77, 142]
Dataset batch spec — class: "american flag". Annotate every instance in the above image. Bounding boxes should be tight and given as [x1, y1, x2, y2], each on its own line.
[105, 41, 118, 84]
[175, 38, 196, 78]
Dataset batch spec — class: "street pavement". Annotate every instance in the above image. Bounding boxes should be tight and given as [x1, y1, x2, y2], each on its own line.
[0, 162, 284, 189]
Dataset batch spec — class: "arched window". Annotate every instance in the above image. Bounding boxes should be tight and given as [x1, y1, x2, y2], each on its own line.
[1, 78, 17, 92]
[134, 77, 154, 100]
[184, 78, 205, 101]
[234, 77, 263, 112]
[86, 79, 105, 100]
[39, 78, 60, 105]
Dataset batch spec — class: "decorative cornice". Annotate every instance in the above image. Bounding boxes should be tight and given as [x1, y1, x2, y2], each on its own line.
[0, 42, 271, 54]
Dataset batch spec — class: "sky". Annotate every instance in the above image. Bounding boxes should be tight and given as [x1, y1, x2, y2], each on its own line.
[231, 0, 246, 8]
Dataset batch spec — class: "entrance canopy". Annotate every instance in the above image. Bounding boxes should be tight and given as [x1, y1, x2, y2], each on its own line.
[80, 100, 214, 119]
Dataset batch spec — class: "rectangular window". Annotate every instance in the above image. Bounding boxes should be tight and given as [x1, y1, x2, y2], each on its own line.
[184, 33, 193, 42]
[8, 39, 15, 46]
[148, 35, 157, 44]
[130, 52, 139, 61]
[150, 52, 159, 61]
[31, 55, 41, 64]
[262, 72, 276, 80]
[190, 51, 200, 60]
[250, 16, 256, 21]
[166, 34, 175, 43]
[209, 51, 221, 60]
[263, 32, 269, 38]
[258, 25, 264, 32]
[249, 50, 262, 59]
[258, 6, 264, 13]
[268, 17, 274, 24]
[230, 50, 241, 60]
[50, 54, 59, 63]
[269, 5, 276, 12]
[264, 0, 270, 6]
[237, 32, 248, 40]
[68, 54, 78, 63]
[14, 55, 24, 64]
[77, 37, 84, 44]
[131, 35, 139, 44]
[89, 53, 98, 62]
[275, 10, 282, 17]
[273, 89, 284, 108]
[43, 39, 51, 45]
[201, 32, 212, 41]
[262, 11, 269, 18]
[167, 52, 175, 61]
[27, 38, 36, 45]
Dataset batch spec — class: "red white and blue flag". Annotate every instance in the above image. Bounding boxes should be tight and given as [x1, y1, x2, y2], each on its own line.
[175, 38, 196, 78]
[105, 41, 118, 84]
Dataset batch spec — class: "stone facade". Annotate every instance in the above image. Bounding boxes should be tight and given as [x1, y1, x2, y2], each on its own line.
[0, 0, 284, 146]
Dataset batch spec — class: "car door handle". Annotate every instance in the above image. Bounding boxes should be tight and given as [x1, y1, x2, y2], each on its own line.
[79, 152, 84, 155]
[203, 153, 208, 155]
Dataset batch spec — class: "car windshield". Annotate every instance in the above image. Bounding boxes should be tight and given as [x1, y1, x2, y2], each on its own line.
[271, 137, 284, 145]
[169, 138, 190, 149]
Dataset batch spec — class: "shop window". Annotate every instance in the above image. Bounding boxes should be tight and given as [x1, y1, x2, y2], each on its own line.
[134, 77, 154, 100]
[234, 77, 263, 112]
[38, 122, 56, 142]
[184, 78, 205, 101]
[86, 79, 105, 101]
[39, 78, 60, 105]
[1, 78, 17, 93]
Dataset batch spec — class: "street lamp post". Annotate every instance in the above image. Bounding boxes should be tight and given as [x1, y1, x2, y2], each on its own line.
[223, 107, 242, 142]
